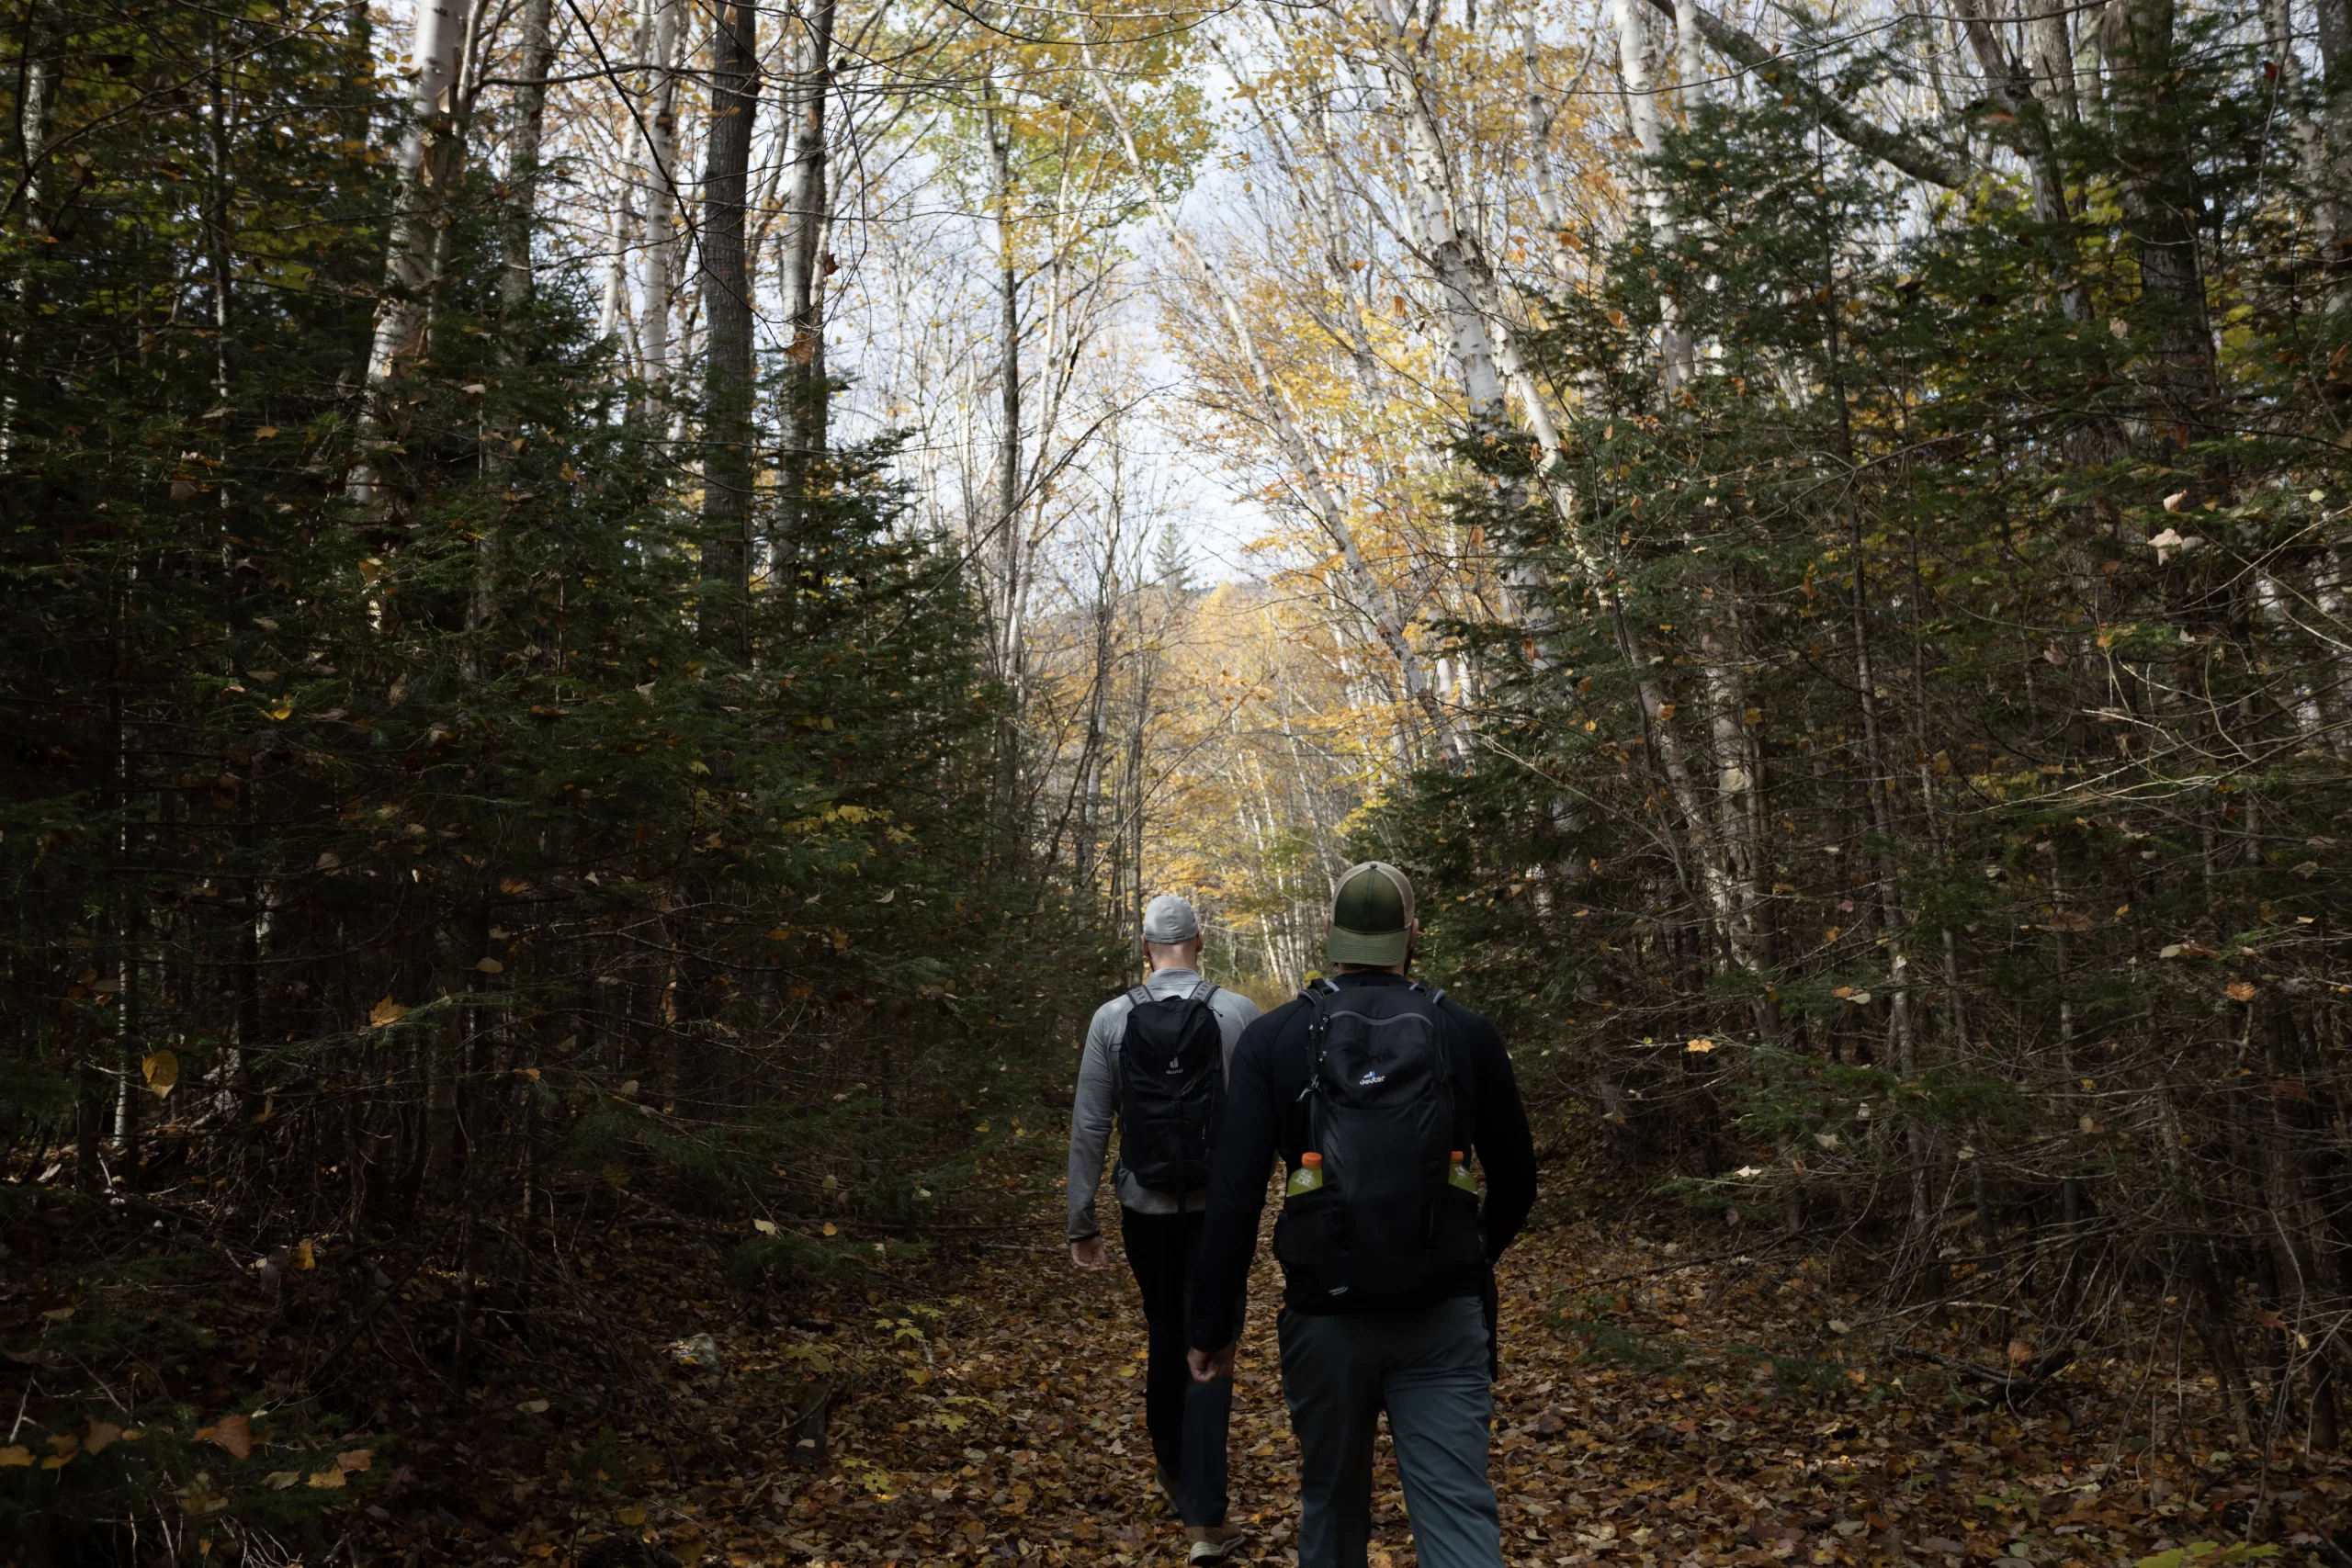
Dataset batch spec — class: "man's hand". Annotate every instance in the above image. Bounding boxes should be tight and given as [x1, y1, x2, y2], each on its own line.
[1187, 1342, 1237, 1383]
[1069, 1235, 1108, 1272]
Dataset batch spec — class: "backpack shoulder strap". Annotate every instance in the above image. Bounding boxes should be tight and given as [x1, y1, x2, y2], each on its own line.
[1297, 978, 1342, 1100]
[1188, 979, 1217, 1006]
[1125, 985, 1153, 1011]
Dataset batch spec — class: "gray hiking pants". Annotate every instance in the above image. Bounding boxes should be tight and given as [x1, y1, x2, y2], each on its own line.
[1277, 1295, 1502, 1568]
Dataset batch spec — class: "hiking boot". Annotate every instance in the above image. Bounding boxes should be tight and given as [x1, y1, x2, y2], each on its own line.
[1186, 1523, 1249, 1563]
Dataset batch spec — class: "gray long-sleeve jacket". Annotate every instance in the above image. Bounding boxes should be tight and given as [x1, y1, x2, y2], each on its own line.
[1066, 966, 1261, 1242]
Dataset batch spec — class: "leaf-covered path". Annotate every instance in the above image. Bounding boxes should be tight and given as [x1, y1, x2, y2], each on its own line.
[394, 1207, 2352, 1568]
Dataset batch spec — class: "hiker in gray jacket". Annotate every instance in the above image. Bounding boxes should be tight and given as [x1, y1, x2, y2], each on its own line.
[1067, 893, 1261, 1565]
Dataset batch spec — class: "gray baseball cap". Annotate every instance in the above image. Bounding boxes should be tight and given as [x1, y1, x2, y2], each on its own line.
[1328, 862, 1416, 966]
[1141, 894, 1201, 944]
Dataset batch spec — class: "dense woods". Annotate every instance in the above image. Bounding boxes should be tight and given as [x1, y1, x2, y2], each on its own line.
[6, 0, 2352, 1555]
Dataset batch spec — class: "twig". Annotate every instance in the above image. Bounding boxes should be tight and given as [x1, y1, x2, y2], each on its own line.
[1564, 1232, 1804, 1292]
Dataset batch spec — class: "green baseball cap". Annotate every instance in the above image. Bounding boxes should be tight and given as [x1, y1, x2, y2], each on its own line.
[1328, 861, 1416, 966]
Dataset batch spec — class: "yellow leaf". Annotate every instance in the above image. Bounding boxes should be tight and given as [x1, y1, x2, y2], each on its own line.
[822, 1223, 838, 1236]
[476, 957, 504, 974]
[601, 1163, 629, 1190]
[752, 1218, 779, 1235]
[368, 997, 408, 1028]
[266, 703, 293, 721]
[142, 1051, 179, 1099]
[0, 1446, 30, 1468]
[84, 1421, 121, 1455]
[292, 1240, 315, 1270]
[307, 1467, 345, 1489]
[254, 426, 278, 438]
[1685, 1038, 1714, 1053]
[616, 1506, 648, 1527]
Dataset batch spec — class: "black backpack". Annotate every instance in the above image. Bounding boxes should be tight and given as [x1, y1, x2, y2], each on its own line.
[1116, 981, 1227, 1193]
[1273, 979, 1484, 1295]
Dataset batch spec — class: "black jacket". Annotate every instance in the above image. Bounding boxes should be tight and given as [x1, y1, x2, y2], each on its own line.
[1185, 972, 1537, 1350]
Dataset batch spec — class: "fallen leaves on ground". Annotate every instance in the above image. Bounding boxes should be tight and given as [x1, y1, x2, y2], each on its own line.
[11, 1180, 2342, 1566]
[326, 1205, 2352, 1568]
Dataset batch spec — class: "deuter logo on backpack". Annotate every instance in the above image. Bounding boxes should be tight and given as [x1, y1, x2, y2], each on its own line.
[1116, 981, 1226, 1193]
[1272, 980, 1484, 1293]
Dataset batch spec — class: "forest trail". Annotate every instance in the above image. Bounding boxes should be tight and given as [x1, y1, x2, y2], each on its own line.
[409, 1202, 2352, 1568]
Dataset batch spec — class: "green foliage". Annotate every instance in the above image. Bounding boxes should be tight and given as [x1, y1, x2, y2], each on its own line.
[0, 0, 1115, 1554]
[1372, 2, 2352, 1360]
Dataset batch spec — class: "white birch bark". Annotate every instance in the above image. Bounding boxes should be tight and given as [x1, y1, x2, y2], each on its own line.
[350, 0, 473, 506]
[363, 0, 473, 390]
[1605, 0, 1694, 390]
[637, 0, 684, 402]
[598, 0, 657, 343]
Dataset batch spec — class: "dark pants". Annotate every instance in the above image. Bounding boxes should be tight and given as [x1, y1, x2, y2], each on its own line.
[1278, 1296, 1502, 1568]
[1120, 1205, 1234, 1527]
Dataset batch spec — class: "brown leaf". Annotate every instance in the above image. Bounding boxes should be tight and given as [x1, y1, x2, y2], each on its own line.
[336, 1448, 373, 1472]
[2226, 979, 2258, 1002]
[83, 1420, 121, 1455]
[198, 1414, 253, 1461]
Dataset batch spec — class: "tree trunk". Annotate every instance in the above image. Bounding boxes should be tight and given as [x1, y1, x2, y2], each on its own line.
[773, 0, 834, 627]
[471, 0, 555, 648]
[2314, 0, 2352, 299]
[696, 0, 759, 656]
[361, 0, 472, 391]
[496, 0, 555, 334]
[637, 0, 683, 414]
[1953, 0, 2091, 323]
[597, 0, 657, 342]
[1606, 0, 1695, 390]
[2100, 0, 2216, 437]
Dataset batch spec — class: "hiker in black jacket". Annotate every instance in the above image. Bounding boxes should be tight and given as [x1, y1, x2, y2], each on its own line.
[1185, 862, 1536, 1568]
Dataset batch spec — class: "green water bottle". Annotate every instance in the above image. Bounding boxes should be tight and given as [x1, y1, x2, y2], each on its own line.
[1285, 1151, 1325, 1197]
[1448, 1149, 1478, 1195]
